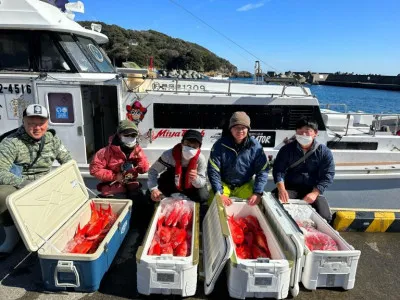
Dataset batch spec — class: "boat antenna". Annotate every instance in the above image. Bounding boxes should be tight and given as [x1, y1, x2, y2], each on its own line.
[168, 0, 280, 75]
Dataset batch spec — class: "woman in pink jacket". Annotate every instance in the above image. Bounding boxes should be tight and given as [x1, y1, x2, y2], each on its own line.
[90, 119, 149, 199]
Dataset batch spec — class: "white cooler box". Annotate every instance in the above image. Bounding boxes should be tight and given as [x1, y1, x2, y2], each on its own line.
[203, 195, 304, 299]
[262, 193, 361, 290]
[136, 198, 200, 297]
[6, 160, 132, 292]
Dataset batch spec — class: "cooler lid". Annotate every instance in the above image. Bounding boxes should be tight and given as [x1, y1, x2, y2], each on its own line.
[203, 194, 233, 295]
[262, 192, 304, 292]
[6, 160, 88, 252]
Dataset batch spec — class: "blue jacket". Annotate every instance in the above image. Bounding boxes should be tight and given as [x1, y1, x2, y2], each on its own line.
[273, 140, 335, 194]
[208, 135, 269, 194]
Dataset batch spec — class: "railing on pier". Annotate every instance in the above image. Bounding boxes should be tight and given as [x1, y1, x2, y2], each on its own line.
[323, 110, 400, 136]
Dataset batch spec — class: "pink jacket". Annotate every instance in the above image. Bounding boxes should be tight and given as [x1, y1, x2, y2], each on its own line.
[89, 135, 150, 182]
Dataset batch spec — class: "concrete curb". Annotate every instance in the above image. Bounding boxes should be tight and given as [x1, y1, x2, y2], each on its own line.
[332, 210, 400, 232]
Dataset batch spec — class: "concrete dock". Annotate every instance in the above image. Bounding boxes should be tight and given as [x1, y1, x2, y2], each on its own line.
[1, 222, 399, 300]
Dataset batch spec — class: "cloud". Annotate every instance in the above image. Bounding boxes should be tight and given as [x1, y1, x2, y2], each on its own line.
[236, 1, 265, 12]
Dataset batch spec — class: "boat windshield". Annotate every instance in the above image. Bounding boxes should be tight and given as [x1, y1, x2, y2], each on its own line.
[59, 34, 114, 73]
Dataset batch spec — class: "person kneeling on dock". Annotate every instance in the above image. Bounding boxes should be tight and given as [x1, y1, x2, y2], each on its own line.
[147, 130, 209, 219]
[272, 117, 335, 222]
[0, 104, 72, 255]
[89, 120, 151, 227]
[207, 111, 269, 207]
[90, 120, 149, 198]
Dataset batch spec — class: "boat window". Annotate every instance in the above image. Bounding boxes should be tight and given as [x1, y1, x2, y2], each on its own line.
[76, 36, 114, 73]
[59, 34, 96, 73]
[39, 34, 70, 72]
[48, 93, 75, 124]
[0, 31, 31, 71]
[153, 104, 326, 131]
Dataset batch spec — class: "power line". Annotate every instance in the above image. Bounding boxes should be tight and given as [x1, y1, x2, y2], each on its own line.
[168, 0, 280, 74]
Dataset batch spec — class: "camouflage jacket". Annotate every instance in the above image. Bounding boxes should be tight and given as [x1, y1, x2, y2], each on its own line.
[0, 126, 72, 187]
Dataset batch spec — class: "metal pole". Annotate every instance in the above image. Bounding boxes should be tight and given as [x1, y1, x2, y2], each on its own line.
[345, 114, 351, 136]
[175, 79, 178, 94]
[228, 81, 231, 96]
[395, 115, 399, 135]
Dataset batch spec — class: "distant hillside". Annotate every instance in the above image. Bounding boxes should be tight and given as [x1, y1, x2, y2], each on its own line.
[78, 21, 237, 73]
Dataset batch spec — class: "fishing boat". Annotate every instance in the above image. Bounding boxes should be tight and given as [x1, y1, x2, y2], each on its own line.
[0, 0, 399, 211]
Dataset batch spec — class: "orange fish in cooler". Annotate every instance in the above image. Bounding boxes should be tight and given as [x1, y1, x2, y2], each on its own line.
[148, 236, 162, 256]
[236, 244, 252, 259]
[170, 227, 187, 249]
[179, 207, 193, 229]
[70, 239, 94, 254]
[228, 215, 244, 245]
[251, 244, 270, 259]
[237, 217, 248, 233]
[158, 225, 172, 244]
[160, 243, 173, 255]
[174, 240, 189, 257]
[245, 215, 262, 232]
[254, 231, 269, 253]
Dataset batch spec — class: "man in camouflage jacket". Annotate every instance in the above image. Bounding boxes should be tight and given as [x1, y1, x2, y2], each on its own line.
[0, 104, 72, 254]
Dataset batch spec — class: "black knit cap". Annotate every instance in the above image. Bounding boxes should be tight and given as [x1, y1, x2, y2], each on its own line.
[182, 129, 203, 145]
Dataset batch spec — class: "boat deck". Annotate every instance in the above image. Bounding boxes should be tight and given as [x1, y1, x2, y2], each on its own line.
[1, 226, 399, 300]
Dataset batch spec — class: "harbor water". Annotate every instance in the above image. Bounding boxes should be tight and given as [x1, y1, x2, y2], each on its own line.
[230, 78, 400, 113]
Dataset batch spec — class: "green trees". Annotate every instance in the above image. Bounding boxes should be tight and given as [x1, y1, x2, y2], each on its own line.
[78, 21, 237, 72]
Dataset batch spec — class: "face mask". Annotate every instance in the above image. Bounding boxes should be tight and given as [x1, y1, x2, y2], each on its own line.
[295, 134, 313, 146]
[120, 136, 137, 148]
[182, 145, 198, 160]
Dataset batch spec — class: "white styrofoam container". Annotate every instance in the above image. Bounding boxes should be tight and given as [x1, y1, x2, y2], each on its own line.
[136, 198, 199, 297]
[6, 160, 132, 292]
[262, 193, 361, 290]
[203, 195, 300, 299]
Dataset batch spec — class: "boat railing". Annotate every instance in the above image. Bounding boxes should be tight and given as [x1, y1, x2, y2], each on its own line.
[146, 78, 311, 97]
[321, 103, 348, 113]
[323, 111, 400, 136]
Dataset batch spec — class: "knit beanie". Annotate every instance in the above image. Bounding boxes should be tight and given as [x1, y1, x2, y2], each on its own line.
[229, 111, 251, 129]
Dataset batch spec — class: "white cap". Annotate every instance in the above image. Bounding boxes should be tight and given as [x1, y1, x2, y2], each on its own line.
[23, 104, 49, 119]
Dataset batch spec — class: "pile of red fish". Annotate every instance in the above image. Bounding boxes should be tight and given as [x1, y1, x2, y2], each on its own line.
[297, 221, 338, 251]
[228, 214, 271, 259]
[64, 201, 117, 254]
[148, 200, 193, 257]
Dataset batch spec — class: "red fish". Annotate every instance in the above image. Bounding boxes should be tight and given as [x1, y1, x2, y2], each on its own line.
[170, 227, 187, 249]
[228, 215, 244, 245]
[245, 215, 261, 232]
[158, 226, 172, 244]
[251, 245, 270, 259]
[157, 215, 166, 228]
[179, 208, 193, 229]
[237, 218, 248, 233]
[236, 244, 252, 259]
[254, 231, 269, 253]
[70, 240, 94, 254]
[148, 237, 162, 255]
[244, 231, 254, 246]
[160, 243, 173, 255]
[174, 240, 189, 256]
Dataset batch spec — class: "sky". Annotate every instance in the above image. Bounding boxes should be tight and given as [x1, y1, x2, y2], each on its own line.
[75, 0, 400, 75]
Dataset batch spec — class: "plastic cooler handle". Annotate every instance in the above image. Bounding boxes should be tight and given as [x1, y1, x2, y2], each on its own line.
[54, 260, 80, 288]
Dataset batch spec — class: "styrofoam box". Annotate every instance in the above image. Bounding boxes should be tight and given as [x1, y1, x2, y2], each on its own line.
[6, 161, 132, 292]
[203, 196, 297, 300]
[263, 193, 361, 290]
[136, 198, 199, 297]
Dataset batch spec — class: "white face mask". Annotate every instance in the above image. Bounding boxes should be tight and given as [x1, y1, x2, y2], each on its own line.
[182, 145, 198, 160]
[120, 136, 137, 148]
[295, 134, 313, 147]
